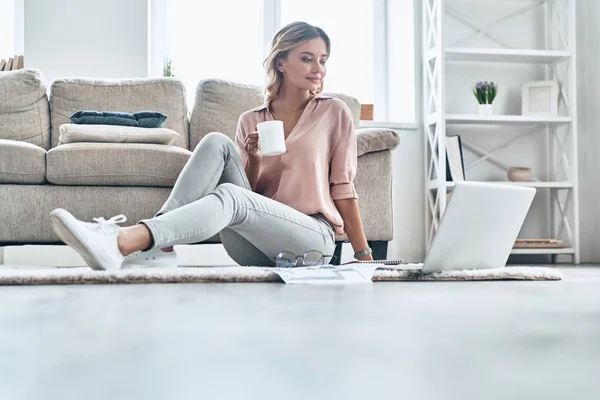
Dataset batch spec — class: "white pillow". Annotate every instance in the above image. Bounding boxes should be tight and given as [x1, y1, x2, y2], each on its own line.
[58, 124, 180, 145]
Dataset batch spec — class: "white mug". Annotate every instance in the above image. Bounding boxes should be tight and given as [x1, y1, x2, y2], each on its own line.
[256, 120, 286, 156]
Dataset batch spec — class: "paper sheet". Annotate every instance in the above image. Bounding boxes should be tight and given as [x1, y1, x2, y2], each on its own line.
[269, 264, 380, 285]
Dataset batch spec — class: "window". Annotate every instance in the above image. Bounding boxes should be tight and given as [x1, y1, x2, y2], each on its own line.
[280, 0, 374, 106]
[166, 0, 265, 107]
[161, 0, 416, 123]
[387, 0, 415, 123]
[0, 0, 15, 59]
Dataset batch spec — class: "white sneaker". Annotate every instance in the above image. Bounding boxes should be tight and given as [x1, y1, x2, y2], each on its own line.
[49, 208, 126, 271]
[121, 247, 178, 269]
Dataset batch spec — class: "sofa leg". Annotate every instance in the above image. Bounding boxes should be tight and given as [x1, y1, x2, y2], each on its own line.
[332, 242, 343, 265]
[368, 241, 388, 261]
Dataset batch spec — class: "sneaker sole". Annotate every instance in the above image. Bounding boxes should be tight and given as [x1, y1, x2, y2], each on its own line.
[122, 257, 178, 269]
[50, 209, 118, 271]
[121, 263, 178, 269]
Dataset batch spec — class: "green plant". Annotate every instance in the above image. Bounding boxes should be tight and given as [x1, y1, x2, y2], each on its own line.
[472, 81, 498, 104]
[163, 59, 175, 77]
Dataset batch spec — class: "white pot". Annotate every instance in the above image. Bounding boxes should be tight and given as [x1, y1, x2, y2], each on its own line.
[508, 167, 532, 182]
[478, 104, 493, 116]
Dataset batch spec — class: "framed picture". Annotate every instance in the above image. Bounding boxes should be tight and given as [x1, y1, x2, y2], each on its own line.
[522, 80, 559, 116]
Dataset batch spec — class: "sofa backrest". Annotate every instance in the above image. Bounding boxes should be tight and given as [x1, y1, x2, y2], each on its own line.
[0, 69, 51, 150]
[49, 77, 189, 149]
[189, 79, 361, 150]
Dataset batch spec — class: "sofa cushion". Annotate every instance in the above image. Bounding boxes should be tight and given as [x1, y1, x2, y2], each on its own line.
[50, 77, 189, 149]
[189, 79, 361, 149]
[0, 69, 51, 149]
[58, 124, 180, 145]
[46, 143, 192, 187]
[0, 139, 47, 184]
[356, 128, 401, 156]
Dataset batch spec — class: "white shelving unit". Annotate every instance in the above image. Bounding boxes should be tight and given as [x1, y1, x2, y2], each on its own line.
[422, 0, 579, 263]
[443, 115, 572, 126]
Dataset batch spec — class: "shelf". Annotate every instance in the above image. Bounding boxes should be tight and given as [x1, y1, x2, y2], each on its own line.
[445, 48, 571, 64]
[428, 180, 573, 190]
[444, 114, 572, 126]
[511, 247, 574, 255]
[358, 121, 419, 130]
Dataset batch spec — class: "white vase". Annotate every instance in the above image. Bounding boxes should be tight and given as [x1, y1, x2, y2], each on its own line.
[478, 104, 493, 116]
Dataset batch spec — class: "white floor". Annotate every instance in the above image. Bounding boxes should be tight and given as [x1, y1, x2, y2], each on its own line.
[0, 266, 598, 400]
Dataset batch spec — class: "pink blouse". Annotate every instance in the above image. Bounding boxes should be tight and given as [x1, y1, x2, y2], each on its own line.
[234, 95, 358, 236]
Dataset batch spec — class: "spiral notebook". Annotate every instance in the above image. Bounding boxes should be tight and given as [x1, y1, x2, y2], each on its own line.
[341, 259, 404, 266]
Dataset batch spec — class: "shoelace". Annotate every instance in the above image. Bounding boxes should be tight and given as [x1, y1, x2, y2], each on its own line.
[87, 214, 127, 236]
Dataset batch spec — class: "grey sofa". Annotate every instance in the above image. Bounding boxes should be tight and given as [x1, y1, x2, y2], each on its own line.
[0, 69, 400, 265]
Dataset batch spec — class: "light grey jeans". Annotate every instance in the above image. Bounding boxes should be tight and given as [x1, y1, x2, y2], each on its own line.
[139, 132, 336, 266]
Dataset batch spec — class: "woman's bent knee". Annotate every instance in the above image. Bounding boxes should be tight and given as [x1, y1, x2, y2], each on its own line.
[195, 132, 234, 152]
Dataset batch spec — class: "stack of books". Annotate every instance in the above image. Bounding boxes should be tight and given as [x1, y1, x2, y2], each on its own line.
[446, 135, 465, 181]
[0, 55, 24, 71]
[513, 238, 565, 249]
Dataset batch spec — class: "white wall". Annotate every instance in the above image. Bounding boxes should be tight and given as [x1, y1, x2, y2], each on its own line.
[388, 129, 426, 262]
[24, 0, 148, 86]
[576, 0, 600, 263]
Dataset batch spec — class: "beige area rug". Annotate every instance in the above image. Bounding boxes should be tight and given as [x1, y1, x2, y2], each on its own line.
[0, 264, 563, 285]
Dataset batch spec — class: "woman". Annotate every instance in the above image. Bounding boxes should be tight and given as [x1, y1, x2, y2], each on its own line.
[49, 21, 374, 270]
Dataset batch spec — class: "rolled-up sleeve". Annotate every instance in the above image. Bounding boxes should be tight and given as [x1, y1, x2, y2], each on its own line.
[234, 117, 248, 167]
[330, 105, 359, 200]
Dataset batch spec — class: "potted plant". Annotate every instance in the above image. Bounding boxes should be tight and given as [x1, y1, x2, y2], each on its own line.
[472, 81, 498, 116]
[163, 58, 175, 77]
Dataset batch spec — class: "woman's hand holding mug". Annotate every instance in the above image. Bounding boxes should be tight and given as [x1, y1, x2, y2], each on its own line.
[245, 131, 263, 160]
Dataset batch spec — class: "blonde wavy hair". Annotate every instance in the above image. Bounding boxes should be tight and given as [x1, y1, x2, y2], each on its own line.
[263, 21, 331, 102]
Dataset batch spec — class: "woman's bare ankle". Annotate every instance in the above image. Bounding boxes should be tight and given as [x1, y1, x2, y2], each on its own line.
[161, 246, 174, 253]
[117, 224, 154, 256]
[116, 230, 136, 257]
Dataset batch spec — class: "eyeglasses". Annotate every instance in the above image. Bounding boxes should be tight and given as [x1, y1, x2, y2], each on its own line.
[274, 250, 336, 268]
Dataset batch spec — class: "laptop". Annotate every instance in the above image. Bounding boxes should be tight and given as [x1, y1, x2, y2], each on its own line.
[364, 181, 536, 275]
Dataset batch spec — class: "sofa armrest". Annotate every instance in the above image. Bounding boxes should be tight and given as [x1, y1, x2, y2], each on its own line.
[335, 150, 394, 242]
[0, 139, 47, 184]
[356, 128, 400, 157]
